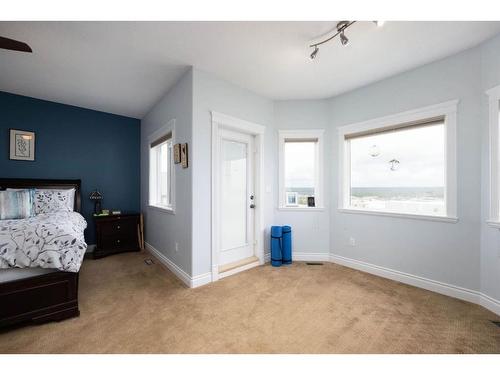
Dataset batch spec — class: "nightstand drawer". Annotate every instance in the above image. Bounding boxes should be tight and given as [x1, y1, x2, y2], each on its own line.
[99, 236, 139, 251]
[98, 219, 137, 239]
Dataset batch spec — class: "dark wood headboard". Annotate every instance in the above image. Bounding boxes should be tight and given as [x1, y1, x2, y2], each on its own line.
[0, 178, 82, 213]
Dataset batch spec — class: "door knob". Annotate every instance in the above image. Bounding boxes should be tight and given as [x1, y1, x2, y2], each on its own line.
[250, 204, 256, 209]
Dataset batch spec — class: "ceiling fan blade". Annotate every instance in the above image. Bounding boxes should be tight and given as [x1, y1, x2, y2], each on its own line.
[0, 36, 32, 53]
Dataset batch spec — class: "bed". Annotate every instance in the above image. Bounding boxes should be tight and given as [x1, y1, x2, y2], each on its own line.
[0, 178, 85, 329]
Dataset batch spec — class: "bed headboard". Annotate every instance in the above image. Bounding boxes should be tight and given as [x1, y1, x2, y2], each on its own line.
[0, 178, 82, 213]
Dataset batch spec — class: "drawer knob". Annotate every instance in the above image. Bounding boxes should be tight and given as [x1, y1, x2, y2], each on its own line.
[117, 225, 121, 229]
[117, 240, 121, 244]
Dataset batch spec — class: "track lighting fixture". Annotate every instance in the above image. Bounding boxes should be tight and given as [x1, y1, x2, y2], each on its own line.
[310, 45, 319, 60]
[308, 21, 386, 60]
[339, 31, 349, 46]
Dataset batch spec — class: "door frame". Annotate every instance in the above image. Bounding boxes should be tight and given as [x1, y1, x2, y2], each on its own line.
[211, 111, 265, 282]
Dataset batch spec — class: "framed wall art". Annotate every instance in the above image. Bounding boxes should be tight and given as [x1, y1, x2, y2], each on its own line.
[10, 129, 35, 161]
[181, 143, 188, 168]
[173, 143, 181, 164]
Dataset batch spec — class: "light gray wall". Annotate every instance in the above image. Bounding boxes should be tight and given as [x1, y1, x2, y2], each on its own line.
[480, 34, 500, 301]
[328, 47, 483, 291]
[140, 34, 500, 302]
[191, 68, 275, 276]
[272, 100, 331, 255]
[141, 68, 194, 275]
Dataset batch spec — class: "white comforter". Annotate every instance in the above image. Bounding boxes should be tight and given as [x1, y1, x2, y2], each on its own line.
[0, 211, 87, 272]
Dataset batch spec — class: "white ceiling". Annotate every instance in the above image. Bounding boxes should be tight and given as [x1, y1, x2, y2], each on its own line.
[1, 21, 499, 118]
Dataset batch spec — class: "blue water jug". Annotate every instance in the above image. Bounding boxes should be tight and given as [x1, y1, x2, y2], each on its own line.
[270, 226, 283, 267]
[282, 225, 292, 264]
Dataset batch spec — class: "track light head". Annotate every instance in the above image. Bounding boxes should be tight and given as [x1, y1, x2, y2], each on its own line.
[310, 46, 319, 60]
[339, 31, 349, 46]
[337, 21, 350, 32]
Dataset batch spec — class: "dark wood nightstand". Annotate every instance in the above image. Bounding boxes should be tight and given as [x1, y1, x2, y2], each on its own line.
[93, 213, 143, 259]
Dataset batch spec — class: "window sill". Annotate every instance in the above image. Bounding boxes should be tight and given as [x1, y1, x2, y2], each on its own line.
[278, 207, 325, 212]
[148, 205, 175, 215]
[486, 220, 500, 229]
[338, 208, 458, 223]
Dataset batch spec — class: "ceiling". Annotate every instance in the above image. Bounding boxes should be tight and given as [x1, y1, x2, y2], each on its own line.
[1, 21, 499, 118]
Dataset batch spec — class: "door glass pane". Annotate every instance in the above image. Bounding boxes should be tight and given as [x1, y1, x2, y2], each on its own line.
[349, 123, 445, 216]
[221, 140, 247, 250]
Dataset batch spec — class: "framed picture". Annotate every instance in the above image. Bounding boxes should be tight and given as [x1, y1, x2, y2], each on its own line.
[307, 196, 316, 207]
[181, 143, 189, 168]
[173, 144, 181, 164]
[286, 192, 298, 207]
[10, 129, 35, 161]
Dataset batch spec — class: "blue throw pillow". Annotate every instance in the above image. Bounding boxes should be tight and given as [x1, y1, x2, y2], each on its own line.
[0, 189, 34, 220]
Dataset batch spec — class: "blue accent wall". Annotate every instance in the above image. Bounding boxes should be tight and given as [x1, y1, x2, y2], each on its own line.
[0, 91, 141, 244]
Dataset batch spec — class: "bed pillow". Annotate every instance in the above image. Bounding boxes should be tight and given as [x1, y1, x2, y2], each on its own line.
[0, 190, 34, 220]
[33, 188, 75, 214]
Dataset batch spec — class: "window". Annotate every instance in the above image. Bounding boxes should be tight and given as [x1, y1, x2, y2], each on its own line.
[349, 120, 445, 216]
[487, 85, 500, 227]
[279, 130, 324, 209]
[149, 121, 175, 212]
[338, 101, 458, 221]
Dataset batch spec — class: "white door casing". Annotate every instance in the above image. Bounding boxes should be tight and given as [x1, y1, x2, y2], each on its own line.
[211, 111, 265, 282]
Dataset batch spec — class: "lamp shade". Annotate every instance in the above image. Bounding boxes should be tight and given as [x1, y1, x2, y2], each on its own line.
[89, 190, 102, 201]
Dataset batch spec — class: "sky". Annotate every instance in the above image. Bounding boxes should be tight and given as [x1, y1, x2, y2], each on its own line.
[350, 123, 445, 188]
[285, 142, 315, 188]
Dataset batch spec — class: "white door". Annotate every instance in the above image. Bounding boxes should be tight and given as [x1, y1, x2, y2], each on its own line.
[218, 128, 255, 267]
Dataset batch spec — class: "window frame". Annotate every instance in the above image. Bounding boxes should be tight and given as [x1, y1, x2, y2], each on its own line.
[337, 100, 459, 223]
[148, 119, 176, 215]
[486, 84, 500, 228]
[278, 129, 325, 211]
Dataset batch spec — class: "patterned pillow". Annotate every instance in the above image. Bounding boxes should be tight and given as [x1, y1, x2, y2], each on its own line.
[0, 190, 34, 220]
[34, 189, 75, 214]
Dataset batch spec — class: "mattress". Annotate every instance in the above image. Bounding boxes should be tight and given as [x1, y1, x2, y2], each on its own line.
[0, 267, 56, 283]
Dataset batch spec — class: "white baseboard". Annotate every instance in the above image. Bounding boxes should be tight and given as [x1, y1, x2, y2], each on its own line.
[329, 254, 478, 303]
[329, 253, 500, 317]
[294, 252, 330, 262]
[145, 242, 191, 287]
[191, 272, 212, 288]
[264, 251, 330, 263]
[145, 242, 211, 289]
[479, 293, 500, 316]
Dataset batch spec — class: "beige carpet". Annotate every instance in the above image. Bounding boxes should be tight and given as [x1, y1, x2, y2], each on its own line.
[1, 251, 499, 353]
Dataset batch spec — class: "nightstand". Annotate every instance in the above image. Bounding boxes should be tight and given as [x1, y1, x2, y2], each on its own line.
[93, 213, 143, 259]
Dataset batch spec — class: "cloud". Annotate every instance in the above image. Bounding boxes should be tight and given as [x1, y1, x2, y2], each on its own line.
[350, 124, 445, 188]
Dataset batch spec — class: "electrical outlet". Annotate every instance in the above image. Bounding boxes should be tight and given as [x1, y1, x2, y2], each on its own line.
[175, 242, 179, 252]
[349, 237, 356, 246]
